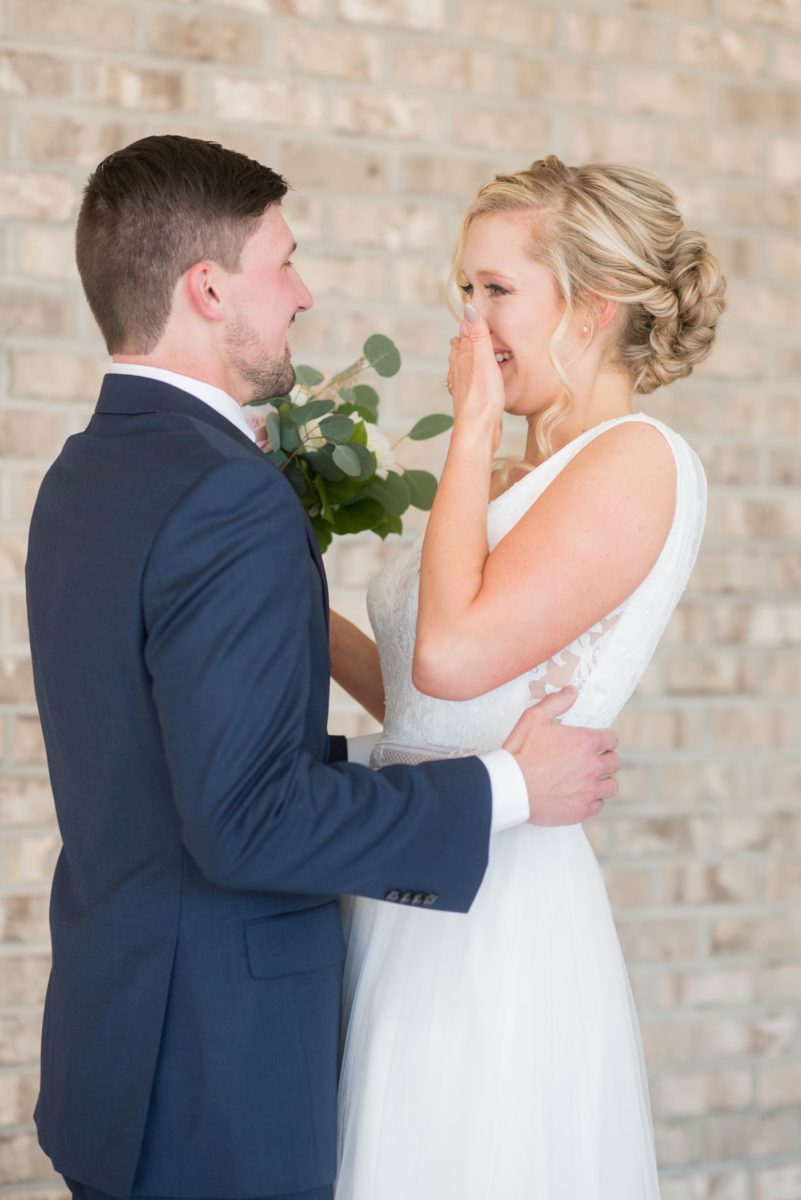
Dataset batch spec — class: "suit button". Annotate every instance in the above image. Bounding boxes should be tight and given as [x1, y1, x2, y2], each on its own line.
[423, 893, 438, 906]
[400, 891, 413, 904]
[385, 890, 401, 902]
[411, 892, 425, 906]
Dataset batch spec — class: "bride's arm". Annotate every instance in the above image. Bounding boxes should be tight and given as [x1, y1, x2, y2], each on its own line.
[330, 610, 385, 724]
[413, 311, 676, 701]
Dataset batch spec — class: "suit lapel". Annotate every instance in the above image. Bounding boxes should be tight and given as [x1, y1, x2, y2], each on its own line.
[95, 375, 331, 617]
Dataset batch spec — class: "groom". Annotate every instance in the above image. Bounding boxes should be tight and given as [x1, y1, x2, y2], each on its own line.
[26, 136, 619, 1200]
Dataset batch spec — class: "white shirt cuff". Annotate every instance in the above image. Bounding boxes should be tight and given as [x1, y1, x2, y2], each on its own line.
[346, 733, 382, 767]
[479, 749, 529, 833]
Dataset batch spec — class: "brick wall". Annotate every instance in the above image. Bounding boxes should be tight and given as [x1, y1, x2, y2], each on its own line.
[1, 1, 800, 1196]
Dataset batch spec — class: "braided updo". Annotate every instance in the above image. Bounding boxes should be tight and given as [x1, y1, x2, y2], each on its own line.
[452, 155, 726, 455]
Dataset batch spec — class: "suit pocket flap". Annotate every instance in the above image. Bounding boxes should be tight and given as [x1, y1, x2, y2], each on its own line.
[244, 901, 346, 980]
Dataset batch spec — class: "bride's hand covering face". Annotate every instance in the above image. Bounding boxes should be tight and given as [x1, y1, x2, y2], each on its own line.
[446, 305, 505, 455]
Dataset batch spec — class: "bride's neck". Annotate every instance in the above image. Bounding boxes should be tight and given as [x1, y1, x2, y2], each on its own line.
[523, 371, 634, 466]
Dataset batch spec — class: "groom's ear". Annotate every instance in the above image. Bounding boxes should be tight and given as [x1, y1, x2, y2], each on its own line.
[184, 261, 226, 324]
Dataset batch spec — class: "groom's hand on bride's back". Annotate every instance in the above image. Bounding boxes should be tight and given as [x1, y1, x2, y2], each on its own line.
[502, 686, 620, 826]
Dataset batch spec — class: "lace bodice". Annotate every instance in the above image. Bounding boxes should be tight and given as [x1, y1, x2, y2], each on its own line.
[367, 414, 707, 754]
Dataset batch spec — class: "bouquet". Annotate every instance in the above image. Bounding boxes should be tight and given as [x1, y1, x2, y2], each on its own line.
[246, 335, 453, 553]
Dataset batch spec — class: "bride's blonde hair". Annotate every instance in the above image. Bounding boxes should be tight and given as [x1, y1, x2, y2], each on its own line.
[452, 155, 727, 461]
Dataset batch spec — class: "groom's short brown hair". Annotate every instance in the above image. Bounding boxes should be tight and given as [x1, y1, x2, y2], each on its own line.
[76, 134, 289, 354]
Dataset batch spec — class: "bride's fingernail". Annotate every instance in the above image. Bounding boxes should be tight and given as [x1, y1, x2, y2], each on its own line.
[464, 303, 479, 323]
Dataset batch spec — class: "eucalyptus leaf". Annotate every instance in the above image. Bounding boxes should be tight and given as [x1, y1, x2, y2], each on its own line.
[374, 512, 403, 540]
[316, 475, 334, 523]
[404, 469, 438, 510]
[367, 471, 410, 516]
[406, 413, 454, 441]
[265, 412, 282, 452]
[338, 387, 357, 403]
[279, 424, 301, 453]
[306, 448, 346, 482]
[289, 399, 335, 425]
[352, 384, 379, 421]
[363, 334, 401, 378]
[284, 463, 308, 498]
[319, 415, 356, 443]
[295, 365, 325, 389]
[266, 447, 288, 469]
[310, 516, 333, 554]
[332, 497, 385, 535]
[332, 445, 362, 477]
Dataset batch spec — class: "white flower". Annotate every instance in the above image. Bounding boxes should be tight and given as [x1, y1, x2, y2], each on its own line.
[366, 427, 396, 480]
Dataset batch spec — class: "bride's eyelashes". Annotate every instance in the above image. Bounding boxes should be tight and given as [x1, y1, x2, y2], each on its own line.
[458, 281, 510, 298]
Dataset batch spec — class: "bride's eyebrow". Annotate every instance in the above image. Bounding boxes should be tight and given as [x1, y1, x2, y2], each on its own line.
[475, 269, 515, 283]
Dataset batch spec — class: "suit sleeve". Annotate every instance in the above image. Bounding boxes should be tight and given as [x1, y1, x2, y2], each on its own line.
[142, 460, 492, 912]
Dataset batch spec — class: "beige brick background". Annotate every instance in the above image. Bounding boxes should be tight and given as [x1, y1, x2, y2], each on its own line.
[1, 0, 800, 1195]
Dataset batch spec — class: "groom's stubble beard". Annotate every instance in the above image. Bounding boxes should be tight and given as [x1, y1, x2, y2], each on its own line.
[225, 312, 297, 403]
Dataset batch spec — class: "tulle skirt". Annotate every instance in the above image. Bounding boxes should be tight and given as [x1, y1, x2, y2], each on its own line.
[336, 820, 660, 1199]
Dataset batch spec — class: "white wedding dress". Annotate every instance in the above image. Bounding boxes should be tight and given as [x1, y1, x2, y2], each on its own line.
[336, 413, 707, 1200]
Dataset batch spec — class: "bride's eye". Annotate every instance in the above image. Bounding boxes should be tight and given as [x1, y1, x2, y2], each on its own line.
[486, 283, 509, 297]
[458, 282, 473, 297]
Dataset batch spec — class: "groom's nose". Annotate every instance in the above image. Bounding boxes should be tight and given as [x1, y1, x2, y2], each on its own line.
[294, 273, 313, 313]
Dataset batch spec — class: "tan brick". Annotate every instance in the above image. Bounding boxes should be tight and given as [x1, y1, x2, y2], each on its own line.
[280, 192, 328, 244]
[660, 760, 750, 803]
[0, 1013, 42, 1066]
[757, 1060, 801, 1106]
[215, 0, 323, 12]
[704, 1113, 750, 1161]
[564, 13, 664, 59]
[0, 50, 72, 97]
[0, 534, 27, 584]
[0, 895, 50, 943]
[16, 227, 77, 281]
[704, 1013, 798, 1059]
[668, 128, 766, 177]
[775, 36, 801, 81]
[617, 916, 700, 963]
[691, 548, 767, 593]
[757, 1166, 801, 1200]
[661, 968, 755, 1009]
[400, 155, 496, 199]
[334, 0, 445, 30]
[720, 0, 801, 32]
[213, 78, 324, 127]
[722, 182, 801, 231]
[721, 85, 801, 128]
[662, 861, 759, 905]
[562, 114, 661, 165]
[641, 1020, 698, 1067]
[749, 1107, 801, 1156]
[334, 198, 446, 251]
[709, 602, 801, 647]
[616, 816, 708, 856]
[10, 351, 105, 402]
[281, 25, 381, 80]
[277, 140, 388, 193]
[0, 779, 54, 829]
[622, 0, 712, 12]
[515, 61, 606, 106]
[301, 254, 388, 302]
[144, 11, 261, 65]
[3, 833, 61, 888]
[602, 865, 652, 907]
[718, 497, 801, 541]
[771, 549, 801, 591]
[656, 1068, 753, 1117]
[393, 43, 497, 93]
[83, 63, 196, 111]
[456, 1, 555, 44]
[339, 311, 452, 364]
[759, 961, 801, 1002]
[664, 652, 749, 695]
[451, 104, 551, 151]
[0, 1131, 59, 1185]
[615, 706, 681, 749]
[713, 233, 762, 277]
[393, 261, 449, 307]
[0, 1072, 39, 1127]
[675, 24, 766, 74]
[0, 286, 72, 338]
[0, 656, 35, 704]
[14, 0, 136, 49]
[712, 910, 801, 956]
[0, 172, 76, 222]
[0, 954, 51, 1006]
[334, 90, 445, 140]
[0, 410, 67, 461]
[4, 593, 30, 649]
[615, 68, 707, 118]
[662, 1174, 749, 1200]
[654, 1120, 703, 1166]
[10, 716, 47, 768]
[770, 136, 801, 185]
[0, 1186, 68, 1200]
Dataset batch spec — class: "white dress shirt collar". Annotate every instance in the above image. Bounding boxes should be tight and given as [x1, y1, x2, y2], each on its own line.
[108, 363, 256, 444]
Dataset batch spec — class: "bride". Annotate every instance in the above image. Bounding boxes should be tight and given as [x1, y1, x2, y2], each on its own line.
[331, 156, 725, 1198]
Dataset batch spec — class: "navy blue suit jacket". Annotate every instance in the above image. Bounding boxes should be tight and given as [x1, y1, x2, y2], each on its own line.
[25, 375, 492, 1198]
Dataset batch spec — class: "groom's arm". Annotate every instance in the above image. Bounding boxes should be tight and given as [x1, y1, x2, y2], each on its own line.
[143, 460, 493, 912]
